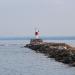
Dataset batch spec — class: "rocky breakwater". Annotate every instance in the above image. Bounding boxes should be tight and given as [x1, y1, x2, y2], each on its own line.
[25, 39, 75, 66]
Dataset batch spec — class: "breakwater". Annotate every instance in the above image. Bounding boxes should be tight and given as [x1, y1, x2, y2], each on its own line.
[25, 39, 75, 66]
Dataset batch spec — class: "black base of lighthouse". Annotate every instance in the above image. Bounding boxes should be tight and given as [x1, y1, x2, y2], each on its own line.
[30, 39, 43, 44]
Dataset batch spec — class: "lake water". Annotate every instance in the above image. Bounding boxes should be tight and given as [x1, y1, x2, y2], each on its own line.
[0, 40, 75, 75]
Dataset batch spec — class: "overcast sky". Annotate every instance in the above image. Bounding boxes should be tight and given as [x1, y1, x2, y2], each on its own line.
[0, 0, 75, 36]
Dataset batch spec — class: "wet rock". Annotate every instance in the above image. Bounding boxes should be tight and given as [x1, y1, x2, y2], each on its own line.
[25, 39, 75, 66]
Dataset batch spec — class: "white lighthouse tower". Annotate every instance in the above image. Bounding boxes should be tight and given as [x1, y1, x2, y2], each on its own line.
[35, 28, 39, 39]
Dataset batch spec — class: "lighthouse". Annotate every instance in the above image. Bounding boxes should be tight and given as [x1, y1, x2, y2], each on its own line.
[35, 28, 39, 39]
[30, 27, 43, 44]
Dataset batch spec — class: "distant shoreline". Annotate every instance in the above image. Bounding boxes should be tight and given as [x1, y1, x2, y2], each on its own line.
[0, 36, 75, 40]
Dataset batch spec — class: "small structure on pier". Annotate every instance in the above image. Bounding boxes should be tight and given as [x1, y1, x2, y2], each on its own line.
[35, 27, 39, 39]
[30, 27, 43, 44]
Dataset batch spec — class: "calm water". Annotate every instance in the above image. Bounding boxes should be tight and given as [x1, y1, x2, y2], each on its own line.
[0, 40, 75, 75]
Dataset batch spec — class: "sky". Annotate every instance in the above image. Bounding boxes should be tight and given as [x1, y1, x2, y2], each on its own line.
[0, 0, 75, 36]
